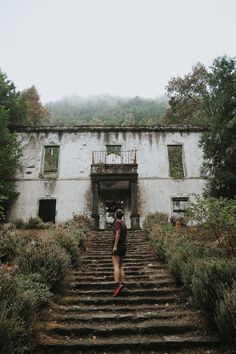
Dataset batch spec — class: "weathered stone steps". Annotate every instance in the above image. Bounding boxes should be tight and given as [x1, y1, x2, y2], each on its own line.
[35, 230, 222, 354]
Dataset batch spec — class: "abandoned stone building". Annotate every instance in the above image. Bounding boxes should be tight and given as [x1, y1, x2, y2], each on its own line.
[9, 126, 206, 229]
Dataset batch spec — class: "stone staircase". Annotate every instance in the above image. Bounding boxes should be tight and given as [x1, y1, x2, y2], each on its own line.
[35, 230, 223, 353]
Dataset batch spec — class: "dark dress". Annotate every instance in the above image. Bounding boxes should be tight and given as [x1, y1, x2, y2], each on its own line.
[112, 219, 127, 257]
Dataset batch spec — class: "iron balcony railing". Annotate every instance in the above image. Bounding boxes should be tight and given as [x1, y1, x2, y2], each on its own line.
[92, 150, 137, 165]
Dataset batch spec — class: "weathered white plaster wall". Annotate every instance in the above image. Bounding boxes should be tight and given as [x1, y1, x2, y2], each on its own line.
[9, 128, 206, 226]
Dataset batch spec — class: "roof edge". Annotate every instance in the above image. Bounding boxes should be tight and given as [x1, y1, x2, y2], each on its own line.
[12, 125, 208, 133]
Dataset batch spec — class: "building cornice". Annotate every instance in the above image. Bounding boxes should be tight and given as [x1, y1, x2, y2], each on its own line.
[13, 125, 208, 133]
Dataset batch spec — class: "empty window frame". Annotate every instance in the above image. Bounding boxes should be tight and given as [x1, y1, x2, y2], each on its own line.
[167, 145, 184, 179]
[106, 145, 121, 156]
[43, 146, 59, 173]
[172, 197, 189, 215]
[38, 199, 56, 223]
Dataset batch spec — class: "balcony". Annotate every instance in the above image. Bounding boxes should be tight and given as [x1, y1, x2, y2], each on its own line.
[91, 150, 138, 175]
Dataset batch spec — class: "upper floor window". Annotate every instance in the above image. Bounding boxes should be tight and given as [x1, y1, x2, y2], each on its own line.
[43, 146, 59, 173]
[167, 145, 184, 179]
[106, 145, 121, 156]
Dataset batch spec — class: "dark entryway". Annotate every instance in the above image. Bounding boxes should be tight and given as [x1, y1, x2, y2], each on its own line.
[105, 199, 124, 229]
[38, 199, 56, 223]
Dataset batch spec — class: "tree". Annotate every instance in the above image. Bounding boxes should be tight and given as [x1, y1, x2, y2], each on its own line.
[21, 86, 49, 125]
[163, 56, 236, 198]
[0, 70, 25, 220]
[161, 63, 209, 125]
[0, 70, 26, 126]
[201, 56, 236, 198]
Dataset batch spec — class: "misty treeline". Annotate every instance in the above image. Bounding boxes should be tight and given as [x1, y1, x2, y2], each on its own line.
[46, 95, 168, 126]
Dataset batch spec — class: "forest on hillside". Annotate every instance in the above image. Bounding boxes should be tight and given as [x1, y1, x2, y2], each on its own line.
[46, 95, 168, 126]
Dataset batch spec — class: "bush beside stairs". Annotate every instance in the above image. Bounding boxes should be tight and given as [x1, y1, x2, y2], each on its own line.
[34, 230, 226, 353]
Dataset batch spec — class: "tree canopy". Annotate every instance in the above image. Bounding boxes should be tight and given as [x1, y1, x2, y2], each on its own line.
[46, 95, 168, 126]
[0, 70, 25, 220]
[163, 56, 236, 198]
[20, 86, 49, 125]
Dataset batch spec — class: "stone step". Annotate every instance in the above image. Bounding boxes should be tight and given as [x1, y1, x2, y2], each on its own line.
[82, 259, 158, 266]
[68, 280, 176, 290]
[46, 309, 196, 324]
[57, 294, 180, 306]
[64, 287, 180, 298]
[44, 319, 202, 338]
[38, 334, 220, 353]
[69, 274, 172, 282]
[78, 265, 166, 272]
[52, 303, 184, 314]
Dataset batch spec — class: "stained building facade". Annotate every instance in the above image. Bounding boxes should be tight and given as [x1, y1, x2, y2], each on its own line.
[9, 126, 206, 229]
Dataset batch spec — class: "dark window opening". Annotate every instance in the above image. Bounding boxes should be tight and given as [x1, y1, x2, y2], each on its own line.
[106, 145, 121, 156]
[172, 197, 189, 214]
[38, 199, 56, 223]
[44, 146, 59, 173]
[167, 145, 184, 179]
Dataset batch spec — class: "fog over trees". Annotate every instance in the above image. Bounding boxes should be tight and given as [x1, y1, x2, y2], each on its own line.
[46, 95, 168, 126]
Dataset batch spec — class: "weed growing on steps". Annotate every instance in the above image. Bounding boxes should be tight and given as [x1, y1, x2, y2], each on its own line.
[143, 212, 236, 341]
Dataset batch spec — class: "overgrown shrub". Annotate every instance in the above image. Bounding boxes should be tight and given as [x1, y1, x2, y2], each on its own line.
[185, 195, 236, 242]
[49, 227, 80, 265]
[16, 237, 71, 287]
[24, 216, 47, 229]
[191, 258, 236, 318]
[64, 213, 92, 250]
[0, 213, 92, 352]
[0, 306, 26, 354]
[19, 273, 52, 306]
[215, 282, 236, 340]
[0, 231, 25, 262]
[143, 211, 236, 340]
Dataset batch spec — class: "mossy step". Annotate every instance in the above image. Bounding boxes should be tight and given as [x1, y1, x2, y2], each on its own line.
[69, 273, 172, 281]
[44, 319, 203, 338]
[65, 287, 180, 297]
[57, 294, 180, 306]
[38, 334, 220, 353]
[68, 280, 176, 289]
[53, 303, 184, 314]
[47, 310, 197, 323]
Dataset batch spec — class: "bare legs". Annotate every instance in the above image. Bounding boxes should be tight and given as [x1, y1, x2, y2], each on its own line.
[112, 255, 125, 284]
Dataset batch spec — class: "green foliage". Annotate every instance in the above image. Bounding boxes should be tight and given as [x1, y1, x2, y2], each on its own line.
[23, 216, 47, 229]
[0, 230, 25, 262]
[49, 227, 80, 265]
[19, 273, 52, 306]
[0, 69, 26, 126]
[191, 259, 236, 319]
[46, 95, 168, 126]
[0, 69, 26, 221]
[185, 195, 236, 249]
[0, 214, 91, 352]
[16, 237, 71, 287]
[215, 282, 236, 340]
[163, 56, 236, 198]
[143, 212, 236, 339]
[0, 307, 25, 354]
[64, 213, 92, 250]
[167, 145, 184, 178]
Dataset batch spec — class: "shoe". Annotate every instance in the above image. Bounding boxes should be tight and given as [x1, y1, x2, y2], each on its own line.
[112, 283, 124, 297]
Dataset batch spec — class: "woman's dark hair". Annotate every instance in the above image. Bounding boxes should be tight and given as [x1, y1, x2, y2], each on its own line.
[115, 209, 123, 219]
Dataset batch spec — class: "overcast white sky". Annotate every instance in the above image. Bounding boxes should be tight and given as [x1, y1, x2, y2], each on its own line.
[0, 0, 235, 103]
